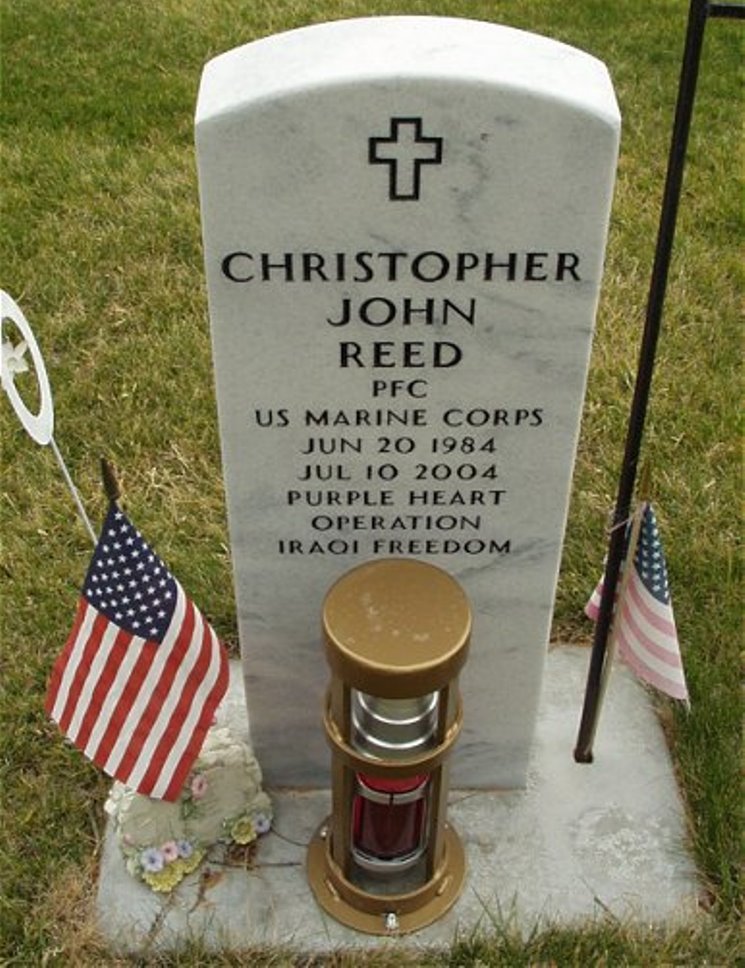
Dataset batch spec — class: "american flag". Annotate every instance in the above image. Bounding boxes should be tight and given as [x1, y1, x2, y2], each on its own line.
[586, 503, 688, 702]
[45, 503, 229, 800]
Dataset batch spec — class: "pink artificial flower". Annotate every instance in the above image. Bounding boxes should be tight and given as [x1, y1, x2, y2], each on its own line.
[190, 773, 208, 800]
[161, 840, 180, 863]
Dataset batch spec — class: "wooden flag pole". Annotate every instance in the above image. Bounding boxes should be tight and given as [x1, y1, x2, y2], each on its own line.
[101, 458, 121, 505]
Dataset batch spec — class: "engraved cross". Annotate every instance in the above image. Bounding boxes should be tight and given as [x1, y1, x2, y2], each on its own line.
[369, 117, 444, 201]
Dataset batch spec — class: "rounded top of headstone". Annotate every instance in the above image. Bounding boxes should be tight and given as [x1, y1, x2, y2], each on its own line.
[196, 17, 619, 132]
[322, 558, 471, 698]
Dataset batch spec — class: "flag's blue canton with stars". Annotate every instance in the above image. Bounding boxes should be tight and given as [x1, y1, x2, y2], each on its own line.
[634, 505, 670, 605]
[84, 505, 177, 641]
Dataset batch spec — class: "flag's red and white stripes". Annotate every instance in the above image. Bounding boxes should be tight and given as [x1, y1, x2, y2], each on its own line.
[614, 568, 688, 701]
[45, 582, 228, 801]
[585, 578, 604, 622]
[585, 503, 688, 704]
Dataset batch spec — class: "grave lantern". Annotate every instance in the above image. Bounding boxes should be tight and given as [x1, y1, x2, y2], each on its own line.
[307, 558, 471, 935]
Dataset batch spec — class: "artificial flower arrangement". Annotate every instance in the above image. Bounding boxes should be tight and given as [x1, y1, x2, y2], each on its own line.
[105, 723, 272, 893]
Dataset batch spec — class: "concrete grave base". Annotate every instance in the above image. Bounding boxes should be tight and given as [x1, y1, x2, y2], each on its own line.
[96, 648, 700, 953]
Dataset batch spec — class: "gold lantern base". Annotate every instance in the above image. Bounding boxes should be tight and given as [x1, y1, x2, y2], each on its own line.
[307, 817, 466, 935]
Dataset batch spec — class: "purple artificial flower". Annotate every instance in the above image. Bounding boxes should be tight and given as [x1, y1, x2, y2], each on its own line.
[254, 814, 271, 835]
[140, 847, 165, 873]
[176, 839, 194, 859]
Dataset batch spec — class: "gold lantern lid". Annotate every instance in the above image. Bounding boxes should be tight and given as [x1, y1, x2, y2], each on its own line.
[322, 559, 471, 699]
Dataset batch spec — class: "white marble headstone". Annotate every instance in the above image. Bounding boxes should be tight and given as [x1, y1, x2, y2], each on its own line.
[196, 17, 619, 788]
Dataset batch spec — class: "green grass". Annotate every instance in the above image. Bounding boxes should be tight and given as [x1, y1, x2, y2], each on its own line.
[1, 0, 742, 963]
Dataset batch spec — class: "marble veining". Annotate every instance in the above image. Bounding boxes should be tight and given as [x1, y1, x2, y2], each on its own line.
[197, 18, 620, 788]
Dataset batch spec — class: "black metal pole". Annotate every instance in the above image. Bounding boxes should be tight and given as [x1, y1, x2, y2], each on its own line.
[574, 0, 711, 762]
[708, 4, 745, 18]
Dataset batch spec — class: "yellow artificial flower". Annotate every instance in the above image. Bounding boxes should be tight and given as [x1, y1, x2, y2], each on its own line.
[230, 815, 256, 845]
[141, 849, 205, 892]
[142, 864, 183, 892]
[181, 849, 204, 875]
